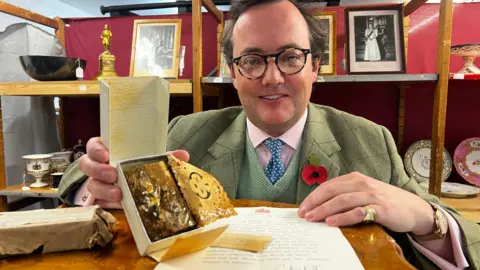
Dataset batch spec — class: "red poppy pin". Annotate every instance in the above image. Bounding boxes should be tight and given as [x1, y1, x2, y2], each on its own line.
[301, 153, 328, 186]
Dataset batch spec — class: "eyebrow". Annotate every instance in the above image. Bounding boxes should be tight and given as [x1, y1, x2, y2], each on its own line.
[239, 43, 304, 55]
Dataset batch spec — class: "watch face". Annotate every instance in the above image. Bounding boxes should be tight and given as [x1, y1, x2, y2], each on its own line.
[434, 208, 449, 238]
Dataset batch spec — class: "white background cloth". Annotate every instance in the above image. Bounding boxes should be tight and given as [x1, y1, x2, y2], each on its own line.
[0, 23, 63, 205]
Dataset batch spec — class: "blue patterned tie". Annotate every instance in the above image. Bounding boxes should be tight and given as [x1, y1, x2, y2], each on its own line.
[263, 138, 285, 184]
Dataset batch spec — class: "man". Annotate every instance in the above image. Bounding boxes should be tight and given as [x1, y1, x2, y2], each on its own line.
[58, 0, 480, 269]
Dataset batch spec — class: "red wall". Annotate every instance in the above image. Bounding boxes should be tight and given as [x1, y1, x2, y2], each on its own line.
[62, 13, 219, 148]
[63, 3, 480, 184]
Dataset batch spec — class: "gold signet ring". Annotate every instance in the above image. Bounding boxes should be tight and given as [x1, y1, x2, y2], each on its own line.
[363, 205, 376, 223]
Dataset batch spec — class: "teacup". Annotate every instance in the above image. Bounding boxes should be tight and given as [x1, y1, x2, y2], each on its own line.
[50, 151, 73, 165]
[22, 154, 53, 188]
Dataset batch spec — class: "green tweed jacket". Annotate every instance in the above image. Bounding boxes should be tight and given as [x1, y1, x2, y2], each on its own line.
[58, 103, 480, 269]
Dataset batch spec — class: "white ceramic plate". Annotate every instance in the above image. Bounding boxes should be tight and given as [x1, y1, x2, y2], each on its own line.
[419, 181, 480, 198]
[404, 140, 452, 183]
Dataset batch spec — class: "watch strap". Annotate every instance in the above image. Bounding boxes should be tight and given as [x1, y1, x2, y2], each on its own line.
[412, 203, 448, 241]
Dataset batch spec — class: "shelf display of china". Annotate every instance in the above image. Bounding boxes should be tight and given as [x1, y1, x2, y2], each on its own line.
[22, 154, 54, 188]
[49, 150, 73, 173]
[404, 140, 453, 183]
[454, 137, 480, 187]
[418, 181, 480, 198]
[450, 43, 480, 74]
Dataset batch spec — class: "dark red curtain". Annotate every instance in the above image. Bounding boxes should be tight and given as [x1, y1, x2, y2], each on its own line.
[62, 4, 480, 184]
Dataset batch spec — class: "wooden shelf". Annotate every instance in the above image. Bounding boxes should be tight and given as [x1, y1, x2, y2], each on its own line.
[0, 182, 58, 198]
[202, 74, 439, 84]
[0, 79, 193, 96]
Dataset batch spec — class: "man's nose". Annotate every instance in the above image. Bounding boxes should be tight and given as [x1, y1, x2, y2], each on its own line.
[262, 58, 284, 86]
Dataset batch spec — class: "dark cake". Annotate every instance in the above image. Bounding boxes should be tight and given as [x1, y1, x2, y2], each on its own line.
[123, 161, 197, 242]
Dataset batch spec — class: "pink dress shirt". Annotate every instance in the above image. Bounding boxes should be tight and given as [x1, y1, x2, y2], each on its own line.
[75, 108, 468, 268]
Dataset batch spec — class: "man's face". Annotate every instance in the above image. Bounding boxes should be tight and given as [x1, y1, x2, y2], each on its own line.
[230, 0, 319, 136]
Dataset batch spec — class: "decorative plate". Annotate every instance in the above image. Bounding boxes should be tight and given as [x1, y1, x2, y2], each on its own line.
[419, 182, 480, 198]
[453, 137, 480, 186]
[404, 140, 453, 183]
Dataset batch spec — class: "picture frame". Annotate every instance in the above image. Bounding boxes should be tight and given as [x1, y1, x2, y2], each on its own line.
[345, 5, 406, 74]
[130, 19, 182, 79]
[313, 11, 337, 76]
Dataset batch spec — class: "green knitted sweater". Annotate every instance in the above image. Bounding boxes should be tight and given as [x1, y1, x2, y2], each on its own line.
[236, 134, 301, 204]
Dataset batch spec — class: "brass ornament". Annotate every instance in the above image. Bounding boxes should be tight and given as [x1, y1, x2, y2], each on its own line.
[94, 24, 118, 80]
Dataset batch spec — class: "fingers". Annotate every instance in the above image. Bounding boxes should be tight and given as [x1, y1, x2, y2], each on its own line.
[78, 155, 117, 183]
[304, 192, 374, 222]
[324, 205, 381, 228]
[299, 172, 376, 217]
[299, 174, 356, 217]
[87, 177, 122, 202]
[167, 149, 190, 162]
[86, 137, 109, 163]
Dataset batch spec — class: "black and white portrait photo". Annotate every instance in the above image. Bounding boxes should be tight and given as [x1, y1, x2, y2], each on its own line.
[345, 5, 406, 74]
[354, 15, 396, 62]
[130, 19, 182, 78]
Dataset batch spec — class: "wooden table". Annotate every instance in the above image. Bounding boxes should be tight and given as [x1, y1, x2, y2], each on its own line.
[1, 199, 414, 269]
[441, 194, 480, 223]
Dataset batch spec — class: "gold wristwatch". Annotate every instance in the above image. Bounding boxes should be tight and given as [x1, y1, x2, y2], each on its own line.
[413, 204, 448, 241]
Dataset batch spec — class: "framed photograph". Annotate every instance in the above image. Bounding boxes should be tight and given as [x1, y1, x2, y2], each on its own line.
[345, 5, 406, 74]
[130, 19, 182, 78]
[313, 11, 337, 75]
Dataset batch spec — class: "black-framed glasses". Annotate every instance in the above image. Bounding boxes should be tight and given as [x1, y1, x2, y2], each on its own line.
[232, 48, 311, 80]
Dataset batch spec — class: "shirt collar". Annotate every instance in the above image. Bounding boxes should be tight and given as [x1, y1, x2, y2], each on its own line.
[246, 107, 308, 150]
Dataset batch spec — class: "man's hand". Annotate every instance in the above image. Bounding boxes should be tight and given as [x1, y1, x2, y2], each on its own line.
[78, 137, 190, 205]
[298, 172, 436, 236]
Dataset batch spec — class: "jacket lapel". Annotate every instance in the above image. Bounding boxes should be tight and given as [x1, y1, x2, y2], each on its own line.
[200, 111, 247, 199]
[296, 104, 341, 204]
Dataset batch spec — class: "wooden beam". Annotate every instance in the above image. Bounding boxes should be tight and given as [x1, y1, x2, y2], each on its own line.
[397, 4, 409, 151]
[404, 0, 428, 17]
[54, 17, 65, 46]
[217, 17, 225, 76]
[429, 0, 454, 197]
[202, 0, 223, 23]
[193, 0, 203, 112]
[0, 1, 58, 29]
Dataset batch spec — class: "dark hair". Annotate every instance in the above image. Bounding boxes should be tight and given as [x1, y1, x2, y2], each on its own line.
[221, 0, 327, 66]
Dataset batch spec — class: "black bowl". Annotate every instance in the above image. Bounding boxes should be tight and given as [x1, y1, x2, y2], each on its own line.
[19, 56, 87, 81]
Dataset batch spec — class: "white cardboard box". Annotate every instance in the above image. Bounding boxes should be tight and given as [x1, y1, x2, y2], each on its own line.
[116, 154, 227, 259]
[100, 76, 170, 166]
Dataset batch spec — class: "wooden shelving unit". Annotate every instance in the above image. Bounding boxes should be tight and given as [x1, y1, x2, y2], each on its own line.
[202, 74, 439, 84]
[0, 79, 193, 96]
[0, 183, 59, 198]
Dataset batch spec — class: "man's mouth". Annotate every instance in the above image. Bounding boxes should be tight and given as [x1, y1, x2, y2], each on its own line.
[261, 94, 286, 100]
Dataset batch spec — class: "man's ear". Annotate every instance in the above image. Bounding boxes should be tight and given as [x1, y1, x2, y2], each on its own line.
[229, 63, 239, 89]
[229, 63, 236, 80]
[311, 58, 320, 83]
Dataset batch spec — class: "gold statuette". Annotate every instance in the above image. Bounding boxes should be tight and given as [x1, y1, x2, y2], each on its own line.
[94, 24, 118, 80]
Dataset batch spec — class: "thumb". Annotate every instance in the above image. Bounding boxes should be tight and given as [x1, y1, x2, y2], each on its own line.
[167, 149, 190, 162]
